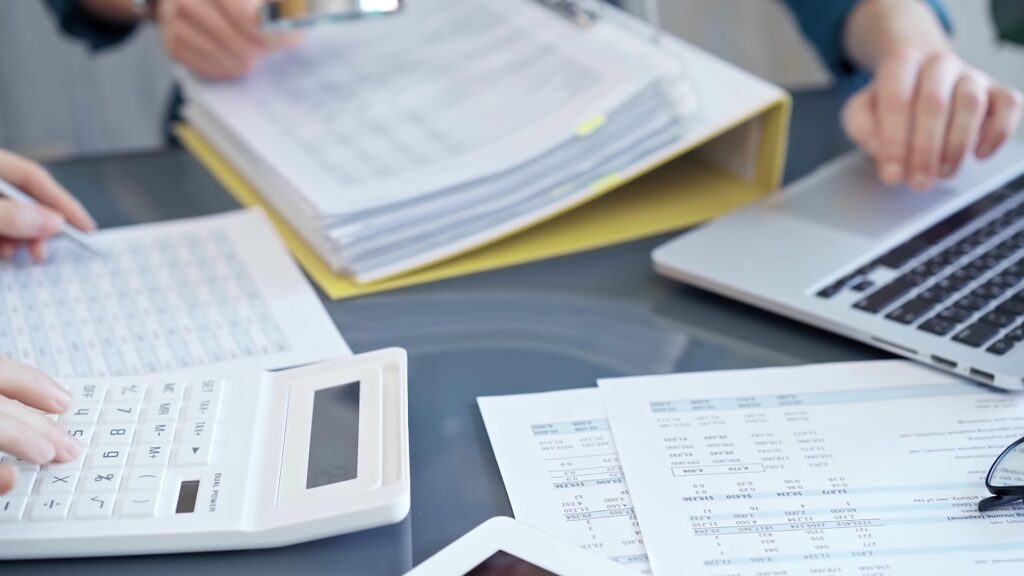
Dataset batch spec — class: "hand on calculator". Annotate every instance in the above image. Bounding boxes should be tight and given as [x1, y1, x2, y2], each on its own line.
[0, 357, 81, 496]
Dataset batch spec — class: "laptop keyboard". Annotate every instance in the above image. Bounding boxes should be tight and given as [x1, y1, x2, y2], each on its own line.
[816, 176, 1024, 357]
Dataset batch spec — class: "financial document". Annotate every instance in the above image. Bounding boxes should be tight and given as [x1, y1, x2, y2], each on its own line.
[479, 390, 651, 574]
[186, 0, 676, 217]
[598, 360, 1024, 576]
[0, 209, 349, 378]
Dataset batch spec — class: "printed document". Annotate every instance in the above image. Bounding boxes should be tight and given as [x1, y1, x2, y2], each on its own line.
[0, 210, 349, 378]
[479, 389, 651, 574]
[599, 360, 1024, 576]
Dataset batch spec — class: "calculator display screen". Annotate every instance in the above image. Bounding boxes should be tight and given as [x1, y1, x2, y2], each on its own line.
[306, 381, 361, 489]
[463, 551, 558, 576]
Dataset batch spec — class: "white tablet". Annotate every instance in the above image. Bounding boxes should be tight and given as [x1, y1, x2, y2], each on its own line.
[406, 517, 635, 576]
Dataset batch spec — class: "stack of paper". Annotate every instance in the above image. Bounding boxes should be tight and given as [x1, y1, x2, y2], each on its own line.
[182, 0, 697, 283]
[481, 361, 1024, 575]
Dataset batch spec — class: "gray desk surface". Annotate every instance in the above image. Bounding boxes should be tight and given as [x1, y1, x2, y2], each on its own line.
[5, 90, 888, 574]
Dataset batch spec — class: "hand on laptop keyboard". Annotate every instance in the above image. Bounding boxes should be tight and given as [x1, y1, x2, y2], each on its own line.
[842, 48, 1023, 192]
[0, 358, 81, 495]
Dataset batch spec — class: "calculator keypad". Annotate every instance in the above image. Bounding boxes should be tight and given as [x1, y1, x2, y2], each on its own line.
[0, 379, 222, 522]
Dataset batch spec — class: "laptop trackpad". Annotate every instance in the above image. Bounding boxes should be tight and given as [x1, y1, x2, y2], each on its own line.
[779, 155, 959, 239]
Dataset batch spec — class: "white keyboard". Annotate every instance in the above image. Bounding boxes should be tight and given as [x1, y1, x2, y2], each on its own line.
[1, 378, 223, 523]
[0, 349, 410, 560]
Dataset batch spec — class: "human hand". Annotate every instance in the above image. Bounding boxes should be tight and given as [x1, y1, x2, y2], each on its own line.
[0, 358, 80, 496]
[842, 49, 1023, 191]
[157, 0, 302, 80]
[0, 151, 96, 262]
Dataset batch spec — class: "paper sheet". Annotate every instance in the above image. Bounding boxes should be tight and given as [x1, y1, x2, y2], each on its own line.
[186, 0, 671, 217]
[479, 390, 651, 574]
[0, 209, 349, 378]
[598, 360, 1024, 576]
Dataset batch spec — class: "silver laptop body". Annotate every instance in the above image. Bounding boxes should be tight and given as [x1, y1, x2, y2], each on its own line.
[653, 142, 1024, 390]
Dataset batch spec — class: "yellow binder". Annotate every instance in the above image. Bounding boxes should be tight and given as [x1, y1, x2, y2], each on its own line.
[179, 35, 791, 300]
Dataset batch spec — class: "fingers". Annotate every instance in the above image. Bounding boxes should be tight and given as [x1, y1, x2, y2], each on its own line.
[0, 463, 15, 496]
[0, 151, 95, 232]
[908, 54, 962, 191]
[0, 200, 64, 242]
[0, 356, 71, 414]
[941, 71, 989, 178]
[842, 88, 880, 158]
[977, 86, 1024, 159]
[875, 49, 925, 186]
[0, 399, 80, 465]
[160, 0, 273, 79]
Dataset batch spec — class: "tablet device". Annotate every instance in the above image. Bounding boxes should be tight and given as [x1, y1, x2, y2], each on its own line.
[406, 517, 634, 576]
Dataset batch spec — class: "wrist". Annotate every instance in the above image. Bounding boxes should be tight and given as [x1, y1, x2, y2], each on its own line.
[845, 0, 952, 72]
[131, 0, 161, 21]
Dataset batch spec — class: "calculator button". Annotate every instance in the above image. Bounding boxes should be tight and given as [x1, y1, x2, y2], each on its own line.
[143, 400, 180, 422]
[185, 397, 219, 420]
[73, 493, 116, 520]
[29, 495, 71, 521]
[118, 493, 160, 519]
[178, 419, 215, 443]
[190, 379, 222, 398]
[0, 455, 39, 472]
[124, 470, 164, 492]
[6, 471, 37, 496]
[102, 402, 142, 423]
[130, 444, 171, 468]
[80, 470, 123, 493]
[175, 443, 213, 467]
[62, 405, 100, 425]
[46, 451, 87, 473]
[138, 422, 177, 443]
[87, 448, 129, 469]
[36, 472, 79, 495]
[107, 383, 147, 402]
[0, 497, 28, 523]
[67, 383, 106, 403]
[95, 424, 135, 446]
[147, 381, 185, 403]
[65, 424, 95, 446]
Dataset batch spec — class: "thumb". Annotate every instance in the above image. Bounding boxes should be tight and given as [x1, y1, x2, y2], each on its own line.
[0, 200, 64, 240]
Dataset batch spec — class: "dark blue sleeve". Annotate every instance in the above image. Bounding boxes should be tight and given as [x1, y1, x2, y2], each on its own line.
[778, 0, 952, 79]
[42, 0, 137, 51]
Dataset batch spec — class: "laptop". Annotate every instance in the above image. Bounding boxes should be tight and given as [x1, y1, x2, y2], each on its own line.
[653, 141, 1024, 390]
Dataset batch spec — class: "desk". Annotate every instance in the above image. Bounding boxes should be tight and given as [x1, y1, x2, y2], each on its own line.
[5, 90, 888, 574]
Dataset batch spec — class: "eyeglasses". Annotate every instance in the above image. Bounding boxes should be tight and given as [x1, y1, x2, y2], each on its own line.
[978, 437, 1024, 512]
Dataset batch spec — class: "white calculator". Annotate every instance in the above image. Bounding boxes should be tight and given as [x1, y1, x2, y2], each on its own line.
[0, 348, 410, 560]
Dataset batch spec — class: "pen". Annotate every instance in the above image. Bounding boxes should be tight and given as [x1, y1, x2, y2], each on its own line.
[0, 176, 102, 256]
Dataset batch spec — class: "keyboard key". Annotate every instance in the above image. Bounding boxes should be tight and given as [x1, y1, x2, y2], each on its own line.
[61, 405, 100, 425]
[955, 295, 989, 312]
[190, 379, 223, 399]
[146, 381, 185, 403]
[29, 495, 71, 521]
[65, 425, 95, 446]
[175, 443, 213, 467]
[937, 307, 974, 324]
[953, 321, 1003, 348]
[984, 308, 1020, 328]
[987, 339, 1018, 356]
[143, 400, 180, 422]
[1007, 325, 1024, 342]
[107, 383, 146, 402]
[102, 402, 142, 423]
[179, 419, 215, 444]
[67, 383, 106, 403]
[0, 497, 28, 523]
[852, 280, 874, 292]
[854, 278, 916, 314]
[118, 493, 160, 519]
[87, 448, 129, 469]
[138, 422, 177, 443]
[185, 397, 219, 420]
[124, 470, 164, 492]
[886, 297, 938, 324]
[5, 471, 37, 496]
[95, 424, 135, 446]
[73, 493, 116, 520]
[80, 470, 123, 493]
[36, 472, 79, 495]
[130, 444, 171, 468]
[1002, 297, 1024, 316]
